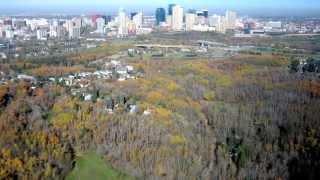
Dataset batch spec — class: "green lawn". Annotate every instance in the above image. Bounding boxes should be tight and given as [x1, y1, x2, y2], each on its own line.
[67, 152, 133, 180]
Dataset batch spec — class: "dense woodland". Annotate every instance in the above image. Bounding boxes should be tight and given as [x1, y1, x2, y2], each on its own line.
[0, 36, 320, 180]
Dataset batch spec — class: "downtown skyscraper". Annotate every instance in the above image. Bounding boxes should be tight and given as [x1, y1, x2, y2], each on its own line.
[172, 5, 183, 31]
[156, 8, 166, 25]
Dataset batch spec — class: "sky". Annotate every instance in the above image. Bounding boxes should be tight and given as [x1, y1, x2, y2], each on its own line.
[1, 0, 320, 16]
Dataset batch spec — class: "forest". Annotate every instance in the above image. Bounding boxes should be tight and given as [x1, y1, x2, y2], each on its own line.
[0, 38, 320, 180]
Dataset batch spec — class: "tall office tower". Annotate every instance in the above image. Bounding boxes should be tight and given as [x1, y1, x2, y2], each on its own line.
[5, 29, 14, 39]
[209, 14, 220, 27]
[56, 26, 66, 38]
[172, 5, 184, 31]
[196, 10, 205, 25]
[96, 17, 105, 34]
[156, 8, 166, 25]
[185, 13, 196, 31]
[217, 16, 227, 33]
[130, 12, 138, 20]
[105, 15, 112, 23]
[118, 8, 128, 37]
[66, 20, 81, 39]
[72, 18, 82, 29]
[49, 25, 58, 38]
[37, 29, 47, 40]
[168, 4, 176, 16]
[4, 19, 12, 26]
[132, 12, 143, 29]
[69, 27, 81, 39]
[226, 10, 237, 30]
[82, 17, 94, 28]
[166, 15, 172, 28]
[128, 21, 137, 35]
[202, 10, 209, 18]
[143, 16, 156, 27]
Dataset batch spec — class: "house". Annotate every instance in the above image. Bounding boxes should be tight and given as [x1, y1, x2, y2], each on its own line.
[0, 52, 7, 60]
[17, 74, 36, 82]
[129, 105, 138, 114]
[143, 109, 151, 116]
[126, 65, 134, 72]
[84, 94, 93, 101]
[116, 66, 128, 75]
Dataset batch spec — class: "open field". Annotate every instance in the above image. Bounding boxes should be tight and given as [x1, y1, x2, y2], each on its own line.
[67, 152, 133, 180]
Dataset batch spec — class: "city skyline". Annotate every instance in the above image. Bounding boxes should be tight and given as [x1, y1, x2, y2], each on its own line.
[1, 0, 320, 17]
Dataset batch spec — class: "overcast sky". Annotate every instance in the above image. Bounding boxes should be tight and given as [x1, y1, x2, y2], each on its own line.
[1, 0, 320, 16]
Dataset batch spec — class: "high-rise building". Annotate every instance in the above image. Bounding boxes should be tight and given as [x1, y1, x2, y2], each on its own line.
[203, 10, 209, 18]
[118, 8, 128, 37]
[105, 15, 112, 23]
[172, 5, 184, 31]
[96, 17, 106, 34]
[166, 15, 172, 27]
[218, 16, 227, 33]
[66, 20, 81, 39]
[185, 13, 196, 31]
[132, 12, 143, 29]
[168, 4, 176, 16]
[37, 29, 47, 40]
[72, 18, 82, 29]
[130, 12, 138, 20]
[226, 10, 237, 30]
[209, 14, 220, 27]
[5, 29, 14, 39]
[143, 16, 156, 27]
[128, 21, 137, 35]
[56, 26, 66, 38]
[49, 25, 58, 38]
[69, 27, 81, 39]
[4, 19, 12, 26]
[156, 8, 166, 25]
[82, 17, 94, 28]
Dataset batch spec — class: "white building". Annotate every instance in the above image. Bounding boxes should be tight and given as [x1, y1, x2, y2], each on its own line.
[192, 24, 215, 32]
[96, 17, 106, 34]
[57, 26, 66, 38]
[5, 29, 14, 39]
[218, 16, 227, 33]
[26, 18, 49, 31]
[118, 8, 128, 37]
[82, 17, 95, 28]
[70, 27, 81, 39]
[185, 13, 196, 31]
[226, 10, 237, 30]
[209, 15, 220, 27]
[72, 18, 82, 28]
[132, 12, 143, 29]
[172, 5, 184, 31]
[210, 15, 227, 33]
[267, 21, 282, 29]
[166, 15, 172, 28]
[49, 25, 65, 38]
[49, 25, 58, 38]
[66, 20, 81, 39]
[37, 29, 47, 40]
[143, 16, 155, 28]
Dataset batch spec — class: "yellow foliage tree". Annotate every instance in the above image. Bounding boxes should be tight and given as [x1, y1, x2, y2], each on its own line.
[170, 135, 186, 145]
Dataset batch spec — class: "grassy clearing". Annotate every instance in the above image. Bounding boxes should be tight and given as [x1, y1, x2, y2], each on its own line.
[67, 152, 133, 180]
